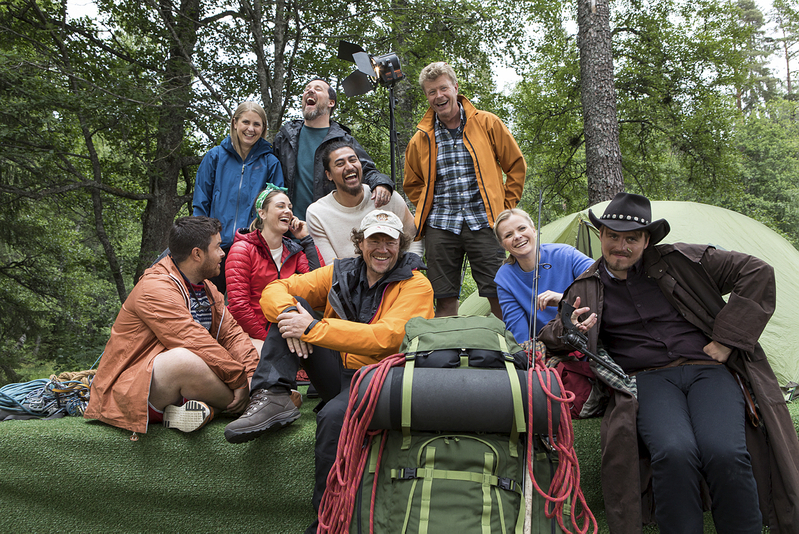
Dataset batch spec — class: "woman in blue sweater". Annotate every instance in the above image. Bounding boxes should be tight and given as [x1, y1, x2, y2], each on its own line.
[493, 208, 594, 345]
[193, 102, 284, 294]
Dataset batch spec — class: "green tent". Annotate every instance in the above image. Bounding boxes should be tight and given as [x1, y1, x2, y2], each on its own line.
[462, 201, 799, 388]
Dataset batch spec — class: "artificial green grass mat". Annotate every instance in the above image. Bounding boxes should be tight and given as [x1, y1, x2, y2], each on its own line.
[2, 395, 797, 533]
[0, 391, 321, 533]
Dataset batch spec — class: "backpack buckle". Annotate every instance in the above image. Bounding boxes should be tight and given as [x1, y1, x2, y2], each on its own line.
[497, 477, 514, 491]
[398, 468, 417, 480]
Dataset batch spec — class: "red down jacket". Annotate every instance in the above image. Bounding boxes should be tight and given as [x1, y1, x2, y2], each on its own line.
[226, 228, 322, 340]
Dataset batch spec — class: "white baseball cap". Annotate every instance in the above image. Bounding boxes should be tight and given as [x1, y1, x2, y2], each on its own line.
[360, 210, 403, 239]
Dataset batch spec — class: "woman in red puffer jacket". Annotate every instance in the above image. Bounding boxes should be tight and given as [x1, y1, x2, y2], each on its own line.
[226, 184, 323, 353]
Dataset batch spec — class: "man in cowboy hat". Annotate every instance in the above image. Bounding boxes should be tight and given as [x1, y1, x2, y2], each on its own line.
[540, 192, 799, 533]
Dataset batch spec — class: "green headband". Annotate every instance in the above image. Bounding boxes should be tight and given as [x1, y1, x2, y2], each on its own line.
[256, 183, 288, 209]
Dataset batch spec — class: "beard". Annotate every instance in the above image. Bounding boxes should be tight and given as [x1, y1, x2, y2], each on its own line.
[201, 257, 221, 281]
[338, 179, 363, 197]
[303, 104, 329, 122]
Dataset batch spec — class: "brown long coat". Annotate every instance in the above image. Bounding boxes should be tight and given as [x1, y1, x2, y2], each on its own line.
[84, 257, 258, 434]
[540, 243, 799, 533]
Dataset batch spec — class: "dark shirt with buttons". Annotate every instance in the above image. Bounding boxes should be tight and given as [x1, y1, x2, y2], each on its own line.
[598, 258, 712, 373]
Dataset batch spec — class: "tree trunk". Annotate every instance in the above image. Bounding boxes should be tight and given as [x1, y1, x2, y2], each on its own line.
[391, 0, 419, 198]
[136, 0, 201, 281]
[246, 0, 296, 141]
[577, 0, 624, 204]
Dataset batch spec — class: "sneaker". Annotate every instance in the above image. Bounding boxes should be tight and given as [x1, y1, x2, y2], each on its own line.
[224, 389, 300, 444]
[296, 369, 311, 386]
[163, 400, 214, 432]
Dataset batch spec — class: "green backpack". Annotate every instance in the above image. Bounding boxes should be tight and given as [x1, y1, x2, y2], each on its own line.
[346, 316, 569, 534]
[351, 431, 526, 534]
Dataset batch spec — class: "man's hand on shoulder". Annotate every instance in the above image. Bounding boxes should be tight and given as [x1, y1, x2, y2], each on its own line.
[371, 185, 391, 208]
[704, 340, 732, 363]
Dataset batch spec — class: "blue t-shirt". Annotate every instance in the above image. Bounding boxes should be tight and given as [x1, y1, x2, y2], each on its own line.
[294, 125, 329, 220]
[495, 243, 594, 344]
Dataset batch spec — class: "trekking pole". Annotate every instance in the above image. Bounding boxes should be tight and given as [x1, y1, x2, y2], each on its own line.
[528, 189, 544, 368]
[524, 188, 544, 533]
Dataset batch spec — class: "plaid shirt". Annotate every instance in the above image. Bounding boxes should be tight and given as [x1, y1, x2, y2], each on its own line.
[427, 104, 489, 234]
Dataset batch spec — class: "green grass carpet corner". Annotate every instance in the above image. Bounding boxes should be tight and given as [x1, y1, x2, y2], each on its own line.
[0, 392, 321, 533]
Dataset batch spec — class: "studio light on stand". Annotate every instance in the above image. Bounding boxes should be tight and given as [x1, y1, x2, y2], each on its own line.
[338, 41, 405, 188]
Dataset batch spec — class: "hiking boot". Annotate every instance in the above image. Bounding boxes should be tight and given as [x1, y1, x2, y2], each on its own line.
[163, 400, 214, 432]
[224, 389, 300, 444]
[290, 389, 303, 409]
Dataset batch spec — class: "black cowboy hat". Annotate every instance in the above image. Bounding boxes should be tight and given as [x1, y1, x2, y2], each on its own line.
[588, 192, 670, 245]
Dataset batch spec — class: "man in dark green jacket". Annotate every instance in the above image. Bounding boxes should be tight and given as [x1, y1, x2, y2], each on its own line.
[272, 78, 392, 221]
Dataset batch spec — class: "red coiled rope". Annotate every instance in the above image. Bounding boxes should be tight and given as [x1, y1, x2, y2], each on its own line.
[319, 348, 598, 534]
[527, 348, 598, 534]
[318, 353, 405, 534]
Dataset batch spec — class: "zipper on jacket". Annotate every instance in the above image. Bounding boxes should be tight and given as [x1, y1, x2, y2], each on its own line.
[234, 163, 245, 235]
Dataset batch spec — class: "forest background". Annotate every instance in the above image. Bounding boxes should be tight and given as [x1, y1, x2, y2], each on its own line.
[0, 0, 796, 385]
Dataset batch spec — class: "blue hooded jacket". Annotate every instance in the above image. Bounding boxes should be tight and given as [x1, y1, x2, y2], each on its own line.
[193, 136, 284, 248]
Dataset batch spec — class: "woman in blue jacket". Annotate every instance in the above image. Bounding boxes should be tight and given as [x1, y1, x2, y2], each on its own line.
[193, 102, 284, 294]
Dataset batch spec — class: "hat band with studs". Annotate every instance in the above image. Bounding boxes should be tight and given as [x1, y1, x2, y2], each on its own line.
[601, 213, 649, 224]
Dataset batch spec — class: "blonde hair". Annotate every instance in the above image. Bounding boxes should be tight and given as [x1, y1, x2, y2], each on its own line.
[418, 62, 458, 89]
[230, 102, 268, 158]
[493, 208, 535, 265]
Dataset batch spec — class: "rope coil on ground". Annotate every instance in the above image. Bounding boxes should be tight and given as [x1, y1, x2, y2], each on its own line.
[0, 369, 96, 418]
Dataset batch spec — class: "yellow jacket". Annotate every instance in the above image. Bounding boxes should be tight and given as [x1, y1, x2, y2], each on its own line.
[260, 255, 434, 369]
[403, 96, 526, 238]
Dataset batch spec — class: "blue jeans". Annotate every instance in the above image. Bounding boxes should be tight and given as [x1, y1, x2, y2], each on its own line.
[636, 364, 761, 534]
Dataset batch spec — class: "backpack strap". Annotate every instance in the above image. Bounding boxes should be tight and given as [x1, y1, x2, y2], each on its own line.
[401, 337, 419, 450]
[419, 446, 435, 534]
[460, 350, 470, 368]
[499, 333, 525, 457]
[391, 448, 523, 534]
[482, 452, 496, 534]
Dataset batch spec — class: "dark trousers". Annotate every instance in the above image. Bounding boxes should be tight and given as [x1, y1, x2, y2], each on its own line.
[636, 365, 762, 534]
[249, 297, 355, 530]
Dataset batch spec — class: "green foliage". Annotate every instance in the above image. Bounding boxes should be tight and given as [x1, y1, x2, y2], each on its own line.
[735, 0, 781, 109]
[510, 0, 767, 220]
[772, 0, 799, 96]
[0, 179, 119, 384]
[0, 0, 179, 383]
[1, 0, 797, 385]
[727, 98, 799, 247]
